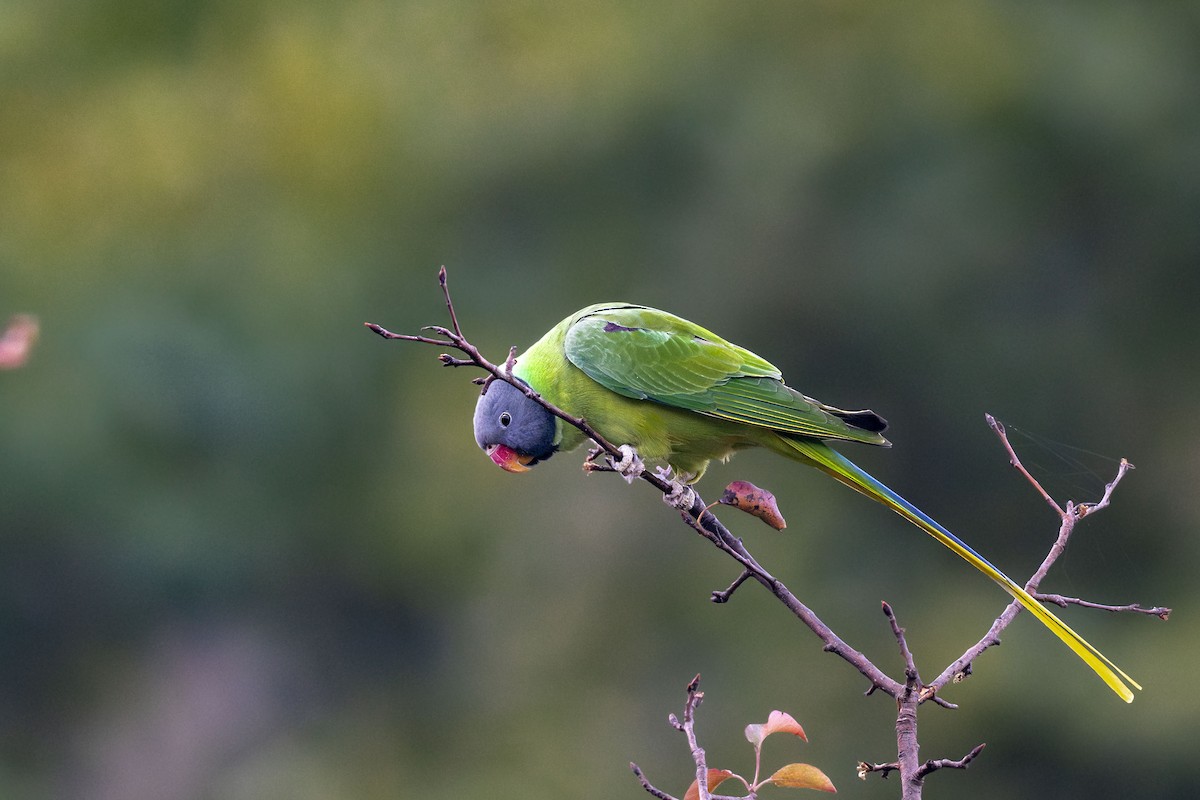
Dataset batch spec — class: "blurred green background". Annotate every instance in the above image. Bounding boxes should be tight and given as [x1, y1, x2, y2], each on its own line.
[2, 1, 1197, 798]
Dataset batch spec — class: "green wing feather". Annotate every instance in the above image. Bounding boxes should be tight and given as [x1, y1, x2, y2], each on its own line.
[563, 305, 889, 446]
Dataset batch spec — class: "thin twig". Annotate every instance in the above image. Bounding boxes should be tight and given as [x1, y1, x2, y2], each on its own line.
[679, 675, 711, 800]
[986, 413, 1065, 517]
[711, 570, 753, 603]
[1079, 458, 1135, 516]
[366, 272, 678, 498]
[630, 763, 679, 800]
[858, 761, 900, 780]
[1033, 594, 1171, 620]
[438, 266, 463, 338]
[882, 601, 920, 696]
[916, 743, 987, 779]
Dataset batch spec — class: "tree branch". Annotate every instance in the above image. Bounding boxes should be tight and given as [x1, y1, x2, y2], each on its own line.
[676, 675, 712, 800]
[929, 417, 1156, 695]
[630, 763, 680, 800]
[366, 268, 903, 698]
[1032, 594, 1170, 620]
[857, 760, 900, 780]
[916, 743, 987, 779]
[986, 413, 1066, 516]
[882, 601, 920, 697]
[369, 268, 1167, 799]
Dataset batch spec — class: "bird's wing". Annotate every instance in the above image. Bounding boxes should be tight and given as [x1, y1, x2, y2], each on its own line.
[563, 305, 888, 445]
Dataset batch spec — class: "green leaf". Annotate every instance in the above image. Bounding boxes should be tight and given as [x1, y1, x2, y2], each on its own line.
[684, 768, 734, 800]
[769, 763, 836, 793]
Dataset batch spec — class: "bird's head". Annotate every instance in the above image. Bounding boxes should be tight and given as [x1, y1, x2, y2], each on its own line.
[472, 378, 556, 473]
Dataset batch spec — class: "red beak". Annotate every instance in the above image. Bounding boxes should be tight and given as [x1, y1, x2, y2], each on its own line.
[486, 444, 534, 473]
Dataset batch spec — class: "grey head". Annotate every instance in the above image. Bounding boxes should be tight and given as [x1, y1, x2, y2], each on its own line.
[472, 379, 557, 470]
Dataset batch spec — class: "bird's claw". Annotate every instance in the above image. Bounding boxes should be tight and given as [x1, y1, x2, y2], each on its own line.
[656, 466, 697, 512]
[608, 444, 645, 484]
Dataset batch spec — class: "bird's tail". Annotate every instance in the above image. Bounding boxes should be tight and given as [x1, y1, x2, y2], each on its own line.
[775, 435, 1139, 702]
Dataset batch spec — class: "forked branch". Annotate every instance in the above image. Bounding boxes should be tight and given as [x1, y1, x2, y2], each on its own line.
[368, 268, 1166, 799]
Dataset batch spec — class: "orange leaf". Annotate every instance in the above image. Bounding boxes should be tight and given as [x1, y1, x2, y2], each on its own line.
[763, 710, 808, 742]
[684, 768, 734, 800]
[718, 480, 786, 530]
[748, 710, 808, 747]
[769, 763, 836, 793]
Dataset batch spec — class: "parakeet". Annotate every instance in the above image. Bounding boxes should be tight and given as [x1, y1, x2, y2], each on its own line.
[472, 303, 1139, 702]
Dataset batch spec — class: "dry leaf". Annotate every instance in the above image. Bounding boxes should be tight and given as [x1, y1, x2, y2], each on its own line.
[718, 480, 786, 530]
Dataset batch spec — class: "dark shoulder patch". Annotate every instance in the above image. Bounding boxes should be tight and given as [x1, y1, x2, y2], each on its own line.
[603, 322, 641, 333]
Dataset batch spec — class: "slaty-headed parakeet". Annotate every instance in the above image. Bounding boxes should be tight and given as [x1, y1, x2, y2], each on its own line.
[472, 303, 1138, 702]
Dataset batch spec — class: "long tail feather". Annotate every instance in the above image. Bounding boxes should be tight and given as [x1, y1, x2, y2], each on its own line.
[777, 436, 1139, 702]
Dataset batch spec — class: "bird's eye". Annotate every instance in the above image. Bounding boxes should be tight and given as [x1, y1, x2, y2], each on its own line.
[499, 412, 512, 427]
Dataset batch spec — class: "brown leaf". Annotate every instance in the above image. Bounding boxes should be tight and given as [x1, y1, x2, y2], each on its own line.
[718, 480, 786, 530]
[769, 763, 836, 793]
[0, 314, 38, 370]
[684, 768, 734, 800]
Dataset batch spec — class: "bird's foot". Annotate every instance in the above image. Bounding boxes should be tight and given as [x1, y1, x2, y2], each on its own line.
[608, 444, 645, 485]
[656, 466, 697, 512]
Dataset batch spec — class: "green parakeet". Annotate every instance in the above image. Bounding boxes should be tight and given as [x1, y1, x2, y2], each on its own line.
[472, 303, 1138, 702]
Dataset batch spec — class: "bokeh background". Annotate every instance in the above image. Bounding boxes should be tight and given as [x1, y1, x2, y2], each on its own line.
[2, 2, 1197, 798]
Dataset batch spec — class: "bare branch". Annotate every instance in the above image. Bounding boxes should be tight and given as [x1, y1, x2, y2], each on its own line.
[363, 323, 452, 348]
[641, 676, 733, 800]
[857, 761, 900, 780]
[931, 418, 1156, 696]
[1078, 457, 1135, 517]
[371, 270, 1166, 800]
[916, 743, 987, 779]
[711, 570, 753, 603]
[438, 265, 464, 338]
[882, 601, 920, 696]
[986, 413, 1065, 517]
[679, 676, 711, 800]
[630, 763, 679, 800]
[1033, 594, 1171, 620]
[366, 270, 658, 492]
